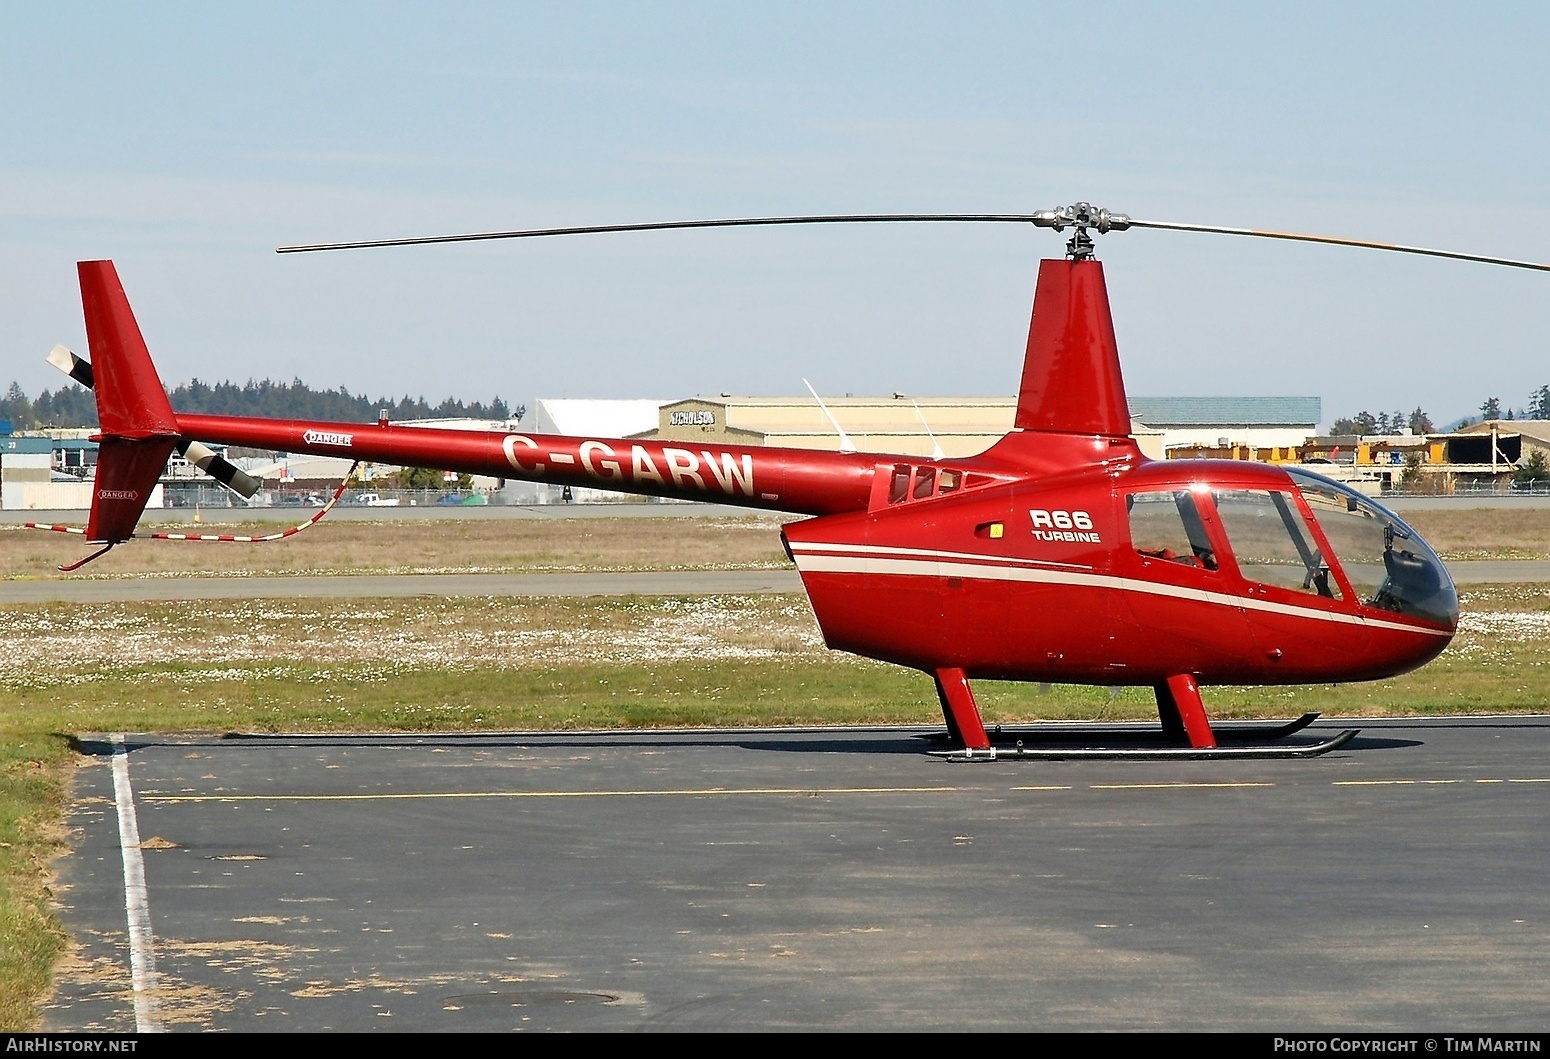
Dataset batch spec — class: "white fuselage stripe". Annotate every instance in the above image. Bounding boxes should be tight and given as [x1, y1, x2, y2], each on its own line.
[792, 540, 1092, 570]
[789, 548, 1452, 638]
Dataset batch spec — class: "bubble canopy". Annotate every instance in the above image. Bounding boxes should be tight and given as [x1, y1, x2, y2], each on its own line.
[1286, 468, 1459, 628]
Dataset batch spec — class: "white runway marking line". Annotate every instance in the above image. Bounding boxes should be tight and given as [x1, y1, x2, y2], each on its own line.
[111, 734, 163, 1033]
[135, 777, 1550, 808]
[142, 785, 961, 803]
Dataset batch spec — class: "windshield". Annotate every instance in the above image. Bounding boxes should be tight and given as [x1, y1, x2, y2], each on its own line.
[1286, 469, 1458, 627]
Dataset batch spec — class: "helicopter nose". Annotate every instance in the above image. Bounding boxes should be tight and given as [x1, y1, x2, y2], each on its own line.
[1378, 618, 1455, 679]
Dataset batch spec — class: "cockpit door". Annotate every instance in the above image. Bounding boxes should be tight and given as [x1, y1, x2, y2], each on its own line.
[1111, 487, 1250, 680]
[1210, 485, 1374, 676]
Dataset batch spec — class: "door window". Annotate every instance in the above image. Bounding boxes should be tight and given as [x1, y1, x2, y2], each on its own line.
[1127, 490, 1218, 570]
[1212, 489, 1340, 598]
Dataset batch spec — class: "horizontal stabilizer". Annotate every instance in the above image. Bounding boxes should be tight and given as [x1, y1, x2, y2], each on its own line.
[86, 436, 178, 543]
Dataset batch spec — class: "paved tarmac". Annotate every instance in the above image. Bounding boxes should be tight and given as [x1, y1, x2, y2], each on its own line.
[44, 717, 1550, 1032]
[2, 560, 1547, 605]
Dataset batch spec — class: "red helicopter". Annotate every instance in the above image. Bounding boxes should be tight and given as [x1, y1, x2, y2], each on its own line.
[37, 203, 1550, 759]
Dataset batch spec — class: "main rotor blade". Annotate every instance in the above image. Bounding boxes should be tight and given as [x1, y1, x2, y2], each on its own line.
[278, 204, 1550, 274]
[1127, 219, 1550, 273]
[275, 214, 1041, 254]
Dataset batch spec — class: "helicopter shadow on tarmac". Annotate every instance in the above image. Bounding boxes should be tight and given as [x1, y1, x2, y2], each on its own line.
[67, 718, 1425, 760]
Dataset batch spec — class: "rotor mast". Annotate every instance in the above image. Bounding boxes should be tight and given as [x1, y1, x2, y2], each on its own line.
[1030, 202, 1132, 261]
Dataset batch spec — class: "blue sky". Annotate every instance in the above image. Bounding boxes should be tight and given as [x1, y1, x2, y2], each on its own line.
[4, 2, 1549, 425]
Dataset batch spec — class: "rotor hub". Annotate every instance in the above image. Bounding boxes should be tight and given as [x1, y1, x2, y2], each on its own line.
[1031, 202, 1132, 260]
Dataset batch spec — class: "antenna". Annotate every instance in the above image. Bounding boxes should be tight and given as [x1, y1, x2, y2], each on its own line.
[909, 399, 946, 461]
[802, 379, 857, 454]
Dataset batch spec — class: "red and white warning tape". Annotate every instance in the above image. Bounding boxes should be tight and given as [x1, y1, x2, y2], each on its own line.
[24, 463, 359, 568]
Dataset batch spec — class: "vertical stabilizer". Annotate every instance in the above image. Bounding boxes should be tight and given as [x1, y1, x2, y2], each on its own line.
[78, 261, 179, 438]
[1013, 259, 1131, 436]
[77, 261, 180, 543]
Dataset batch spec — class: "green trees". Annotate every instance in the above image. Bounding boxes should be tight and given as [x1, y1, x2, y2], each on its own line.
[1531, 385, 1550, 419]
[1335, 385, 1550, 435]
[391, 467, 472, 491]
[1332, 409, 1426, 435]
[1515, 450, 1550, 489]
[0, 378, 516, 429]
[0, 382, 32, 428]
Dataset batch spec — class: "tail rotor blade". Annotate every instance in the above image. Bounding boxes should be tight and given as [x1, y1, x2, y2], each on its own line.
[178, 440, 263, 499]
[45, 346, 262, 499]
[46, 345, 94, 389]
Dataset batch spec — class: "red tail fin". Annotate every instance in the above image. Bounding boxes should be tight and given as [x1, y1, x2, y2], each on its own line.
[79, 261, 178, 437]
[1013, 259, 1131, 436]
[78, 261, 179, 543]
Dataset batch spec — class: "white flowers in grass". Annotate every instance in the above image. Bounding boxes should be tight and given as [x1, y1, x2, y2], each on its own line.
[1457, 610, 1550, 643]
[0, 596, 826, 687]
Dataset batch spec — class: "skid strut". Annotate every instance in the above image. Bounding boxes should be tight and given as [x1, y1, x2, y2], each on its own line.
[1156, 673, 1216, 749]
[931, 671, 1357, 761]
[934, 667, 990, 752]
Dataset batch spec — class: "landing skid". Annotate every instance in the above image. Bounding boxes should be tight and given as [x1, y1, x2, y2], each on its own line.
[990, 711, 1321, 744]
[932, 727, 1358, 762]
[919, 712, 1321, 746]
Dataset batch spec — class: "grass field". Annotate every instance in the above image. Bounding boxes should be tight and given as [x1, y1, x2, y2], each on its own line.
[2, 508, 1548, 1027]
[0, 516, 789, 580]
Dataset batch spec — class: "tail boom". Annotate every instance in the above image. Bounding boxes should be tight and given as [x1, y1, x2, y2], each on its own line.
[174, 414, 879, 516]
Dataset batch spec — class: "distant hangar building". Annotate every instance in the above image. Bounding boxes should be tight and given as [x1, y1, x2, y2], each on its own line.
[528, 399, 670, 439]
[628, 394, 1321, 461]
[1127, 396, 1323, 456]
[635, 396, 1024, 458]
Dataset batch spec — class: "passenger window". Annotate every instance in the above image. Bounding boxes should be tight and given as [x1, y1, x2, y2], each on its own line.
[1128, 491, 1218, 570]
[913, 467, 936, 500]
[1213, 489, 1341, 599]
[889, 464, 910, 504]
[938, 469, 961, 493]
